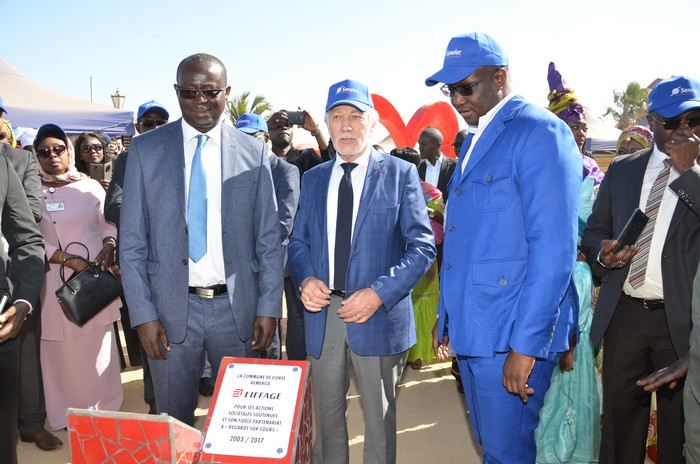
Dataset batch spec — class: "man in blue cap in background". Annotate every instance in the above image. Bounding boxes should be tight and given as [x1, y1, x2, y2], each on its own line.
[288, 79, 435, 464]
[105, 99, 169, 413]
[584, 75, 700, 462]
[426, 32, 581, 463]
[236, 113, 299, 361]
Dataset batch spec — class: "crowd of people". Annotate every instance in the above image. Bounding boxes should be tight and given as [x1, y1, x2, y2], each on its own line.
[1, 31, 700, 464]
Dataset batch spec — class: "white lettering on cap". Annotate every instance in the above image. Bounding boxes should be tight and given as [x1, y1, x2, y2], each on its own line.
[445, 49, 462, 57]
[336, 86, 360, 95]
[670, 86, 698, 97]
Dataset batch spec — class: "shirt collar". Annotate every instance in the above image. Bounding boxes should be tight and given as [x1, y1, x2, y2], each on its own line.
[476, 91, 517, 132]
[181, 118, 223, 147]
[333, 145, 371, 170]
[650, 144, 671, 169]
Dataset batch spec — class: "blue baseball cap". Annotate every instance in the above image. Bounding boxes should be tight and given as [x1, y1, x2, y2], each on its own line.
[648, 76, 700, 118]
[35, 123, 68, 147]
[236, 113, 268, 134]
[325, 79, 374, 112]
[0, 96, 7, 114]
[137, 100, 169, 120]
[425, 32, 509, 86]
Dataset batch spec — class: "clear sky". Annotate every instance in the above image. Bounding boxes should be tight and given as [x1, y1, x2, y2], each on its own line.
[4, 0, 700, 137]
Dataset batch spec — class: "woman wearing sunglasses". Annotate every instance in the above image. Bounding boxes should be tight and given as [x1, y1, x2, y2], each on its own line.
[74, 131, 113, 191]
[32, 123, 123, 432]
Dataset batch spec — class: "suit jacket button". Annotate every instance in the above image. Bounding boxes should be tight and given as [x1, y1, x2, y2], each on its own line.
[455, 188, 461, 195]
[445, 263, 451, 270]
[486, 175, 493, 183]
[447, 224, 454, 231]
[499, 278, 508, 286]
[182, 259, 187, 265]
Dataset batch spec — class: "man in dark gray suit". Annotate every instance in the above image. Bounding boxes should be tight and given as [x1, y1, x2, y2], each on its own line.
[0, 113, 62, 451]
[120, 54, 283, 426]
[582, 75, 700, 463]
[0, 155, 45, 464]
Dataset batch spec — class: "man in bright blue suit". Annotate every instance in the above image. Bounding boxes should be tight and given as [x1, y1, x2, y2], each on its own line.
[288, 79, 435, 464]
[426, 33, 581, 463]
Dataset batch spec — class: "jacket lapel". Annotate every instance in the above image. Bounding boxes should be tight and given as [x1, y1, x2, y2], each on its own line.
[220, 125, 238, 225]
[353, 149, 383, 239]
[164, 121, 186, 220]
[456, 97, 521, 187]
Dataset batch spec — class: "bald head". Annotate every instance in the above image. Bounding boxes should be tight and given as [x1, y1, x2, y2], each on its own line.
[418, 127, 444, 163]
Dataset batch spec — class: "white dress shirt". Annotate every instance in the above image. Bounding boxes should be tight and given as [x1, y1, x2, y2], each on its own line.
[182, 119, 226, 287]
[423, 153, 444, 187]
[623, 146, 679, 299]
[326, 147, 371, 289]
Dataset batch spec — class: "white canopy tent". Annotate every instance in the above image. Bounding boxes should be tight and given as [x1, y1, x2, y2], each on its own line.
[585, 112, 621, 153]
[0, 58, 134, 136]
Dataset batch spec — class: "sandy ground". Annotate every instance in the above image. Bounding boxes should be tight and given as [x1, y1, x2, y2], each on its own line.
[16, 323, 483, 463]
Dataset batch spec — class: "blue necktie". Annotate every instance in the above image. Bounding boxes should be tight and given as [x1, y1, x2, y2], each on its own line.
[188, 134, 208, 262]
[334, 163, 357, 291]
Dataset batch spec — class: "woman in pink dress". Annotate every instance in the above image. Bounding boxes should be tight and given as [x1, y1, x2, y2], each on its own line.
[33, 124, 122, 430]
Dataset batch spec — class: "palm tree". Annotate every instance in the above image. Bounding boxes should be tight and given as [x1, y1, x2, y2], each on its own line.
[226, 91, 273, 126]
[603, 82, 650, 130]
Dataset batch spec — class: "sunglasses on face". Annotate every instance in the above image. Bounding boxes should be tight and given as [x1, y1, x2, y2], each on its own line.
[36, 145, 67, 159]
[440, 69, 499, 98]
[0, 133, 7, 141]
[176, 87, 225, 100]
[80, 143, 103, 154]
[653, 115, 700, 131]
[139, 119, 168, 129]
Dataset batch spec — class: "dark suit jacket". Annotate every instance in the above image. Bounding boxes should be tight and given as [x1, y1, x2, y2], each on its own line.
[0, 144, 43, 222]
[288, 149, 436, 357]
[418, 155, 457, 200]
[104, 150, 127, 227]
[582, 148, 700, 357]
[0, 156, 45, 353]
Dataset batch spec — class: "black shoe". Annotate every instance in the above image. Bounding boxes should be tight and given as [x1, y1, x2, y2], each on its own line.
[198, 377, 215, 397]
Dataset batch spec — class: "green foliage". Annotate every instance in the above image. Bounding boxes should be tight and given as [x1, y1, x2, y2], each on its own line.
[226, 91, 273, 126]
[603, 82, 650, 130]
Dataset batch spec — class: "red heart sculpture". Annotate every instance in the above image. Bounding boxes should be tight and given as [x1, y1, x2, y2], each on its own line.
[371, 94, 461, 159]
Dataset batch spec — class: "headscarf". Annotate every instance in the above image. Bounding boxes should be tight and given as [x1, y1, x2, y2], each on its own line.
[34, 124, 87, 184]
[546, 62, 586, 123]
[616, 126, 654, 151]
[1, 119, 16, 147]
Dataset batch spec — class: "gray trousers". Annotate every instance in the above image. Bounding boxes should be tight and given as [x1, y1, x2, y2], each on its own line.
[148, 293, 256, 426]
[310, 295, 407, 464]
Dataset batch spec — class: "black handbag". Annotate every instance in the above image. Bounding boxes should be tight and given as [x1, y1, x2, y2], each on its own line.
[55, 242, 122, 327]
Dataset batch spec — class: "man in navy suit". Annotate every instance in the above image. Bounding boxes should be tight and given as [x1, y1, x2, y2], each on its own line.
[120, 54, 283, 426]
[288, 79, 435, 464]
[426, 33, 581, 463]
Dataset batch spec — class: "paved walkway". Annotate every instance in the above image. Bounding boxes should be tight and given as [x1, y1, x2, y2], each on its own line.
[17, 359, 483, 463]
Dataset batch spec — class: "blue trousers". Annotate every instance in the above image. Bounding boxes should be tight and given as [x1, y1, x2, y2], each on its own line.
[458, 352, 557, 464]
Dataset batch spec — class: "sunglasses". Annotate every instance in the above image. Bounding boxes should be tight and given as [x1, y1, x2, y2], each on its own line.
[36, 145, 67, 159]
[139, 119, 168, 129]
[652, 115, 700, 131]
[176, 87, 225, 100]
[0, 133, 7, 141]
[441, 69, 499, 98]
[80, 143, 103, 154]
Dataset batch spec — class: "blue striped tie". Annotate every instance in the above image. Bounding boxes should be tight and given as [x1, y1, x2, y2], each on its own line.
[188, 134, 208, 262]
